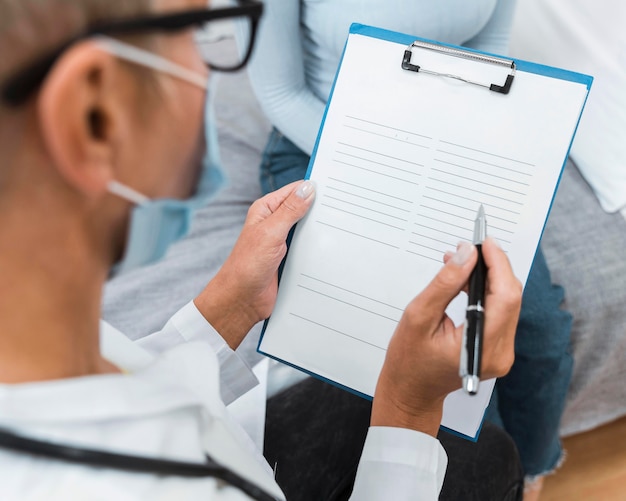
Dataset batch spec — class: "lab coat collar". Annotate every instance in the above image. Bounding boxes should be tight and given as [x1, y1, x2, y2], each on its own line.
[0, 332, 285, 500]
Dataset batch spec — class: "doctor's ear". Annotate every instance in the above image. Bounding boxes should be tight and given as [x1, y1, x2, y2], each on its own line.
[37, 40, 142, 198]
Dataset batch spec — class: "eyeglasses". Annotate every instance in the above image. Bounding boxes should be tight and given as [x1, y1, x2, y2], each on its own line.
[1, 0, 263, 107]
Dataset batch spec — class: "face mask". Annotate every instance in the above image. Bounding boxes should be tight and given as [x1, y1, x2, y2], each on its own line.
[94, 37, 225, 276]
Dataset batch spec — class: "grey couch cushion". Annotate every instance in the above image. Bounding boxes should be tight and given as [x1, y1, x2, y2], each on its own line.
[542, 160, 626, 436]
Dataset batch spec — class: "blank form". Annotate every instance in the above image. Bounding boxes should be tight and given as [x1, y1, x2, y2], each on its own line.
[259, 26, 591, 439]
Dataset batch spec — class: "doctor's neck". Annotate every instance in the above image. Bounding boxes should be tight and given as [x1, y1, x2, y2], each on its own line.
[0, 134, 120, 384]
[0, 238, 120, 383]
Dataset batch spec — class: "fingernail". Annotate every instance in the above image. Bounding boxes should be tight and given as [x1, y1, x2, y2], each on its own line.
[452, 242, 474, 265]
[295, 180, 315, 199]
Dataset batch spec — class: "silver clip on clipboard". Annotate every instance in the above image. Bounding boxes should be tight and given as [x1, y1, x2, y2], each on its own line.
[401, 40, 516, 94]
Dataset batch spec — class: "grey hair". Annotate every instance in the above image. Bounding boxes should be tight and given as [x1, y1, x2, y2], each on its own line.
[0, 0, 154, 86]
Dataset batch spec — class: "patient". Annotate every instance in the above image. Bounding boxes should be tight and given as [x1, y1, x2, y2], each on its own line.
[0, 0, 524, 500]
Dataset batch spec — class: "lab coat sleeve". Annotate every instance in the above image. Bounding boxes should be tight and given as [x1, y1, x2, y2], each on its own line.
[136, 301, 259, 406]
[350, 426, 448, 500]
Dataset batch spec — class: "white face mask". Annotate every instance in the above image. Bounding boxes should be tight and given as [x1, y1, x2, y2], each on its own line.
[94, 36, 225, 276]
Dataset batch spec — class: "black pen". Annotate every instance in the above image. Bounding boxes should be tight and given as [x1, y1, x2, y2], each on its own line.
[460, 205, 487, 395]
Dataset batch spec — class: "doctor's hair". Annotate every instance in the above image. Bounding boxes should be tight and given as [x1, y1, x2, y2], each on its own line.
[0, 0, 154, 105]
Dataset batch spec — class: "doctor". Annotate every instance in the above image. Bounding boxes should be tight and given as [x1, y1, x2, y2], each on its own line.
[0, 0, 522, 499]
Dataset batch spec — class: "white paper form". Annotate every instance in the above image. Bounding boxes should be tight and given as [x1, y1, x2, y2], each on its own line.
[259, 26, 591, 439]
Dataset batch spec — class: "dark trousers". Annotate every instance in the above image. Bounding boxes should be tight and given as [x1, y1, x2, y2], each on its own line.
[264, 377, 523, 501]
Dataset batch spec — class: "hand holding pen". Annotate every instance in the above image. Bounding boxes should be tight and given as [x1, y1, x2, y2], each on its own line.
[372, 230, 522, 436]
[460, 205, 488, 395]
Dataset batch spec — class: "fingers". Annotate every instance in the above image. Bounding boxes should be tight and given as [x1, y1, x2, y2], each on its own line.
[267, 180, 315, 237]
[407, 242, 477, 328]
[482, 237, 522, 305]
[249, 180, 316, 237]
[480, 237, 522, 378]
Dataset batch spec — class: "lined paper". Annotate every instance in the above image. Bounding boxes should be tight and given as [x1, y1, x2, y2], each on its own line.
[259, 29, 590, 439]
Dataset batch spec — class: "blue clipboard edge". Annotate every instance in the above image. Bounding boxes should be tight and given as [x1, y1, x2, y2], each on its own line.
[349, 23, 593, 89]
[257, 346, 482, 442]
[257, 22, 593, 443]
[257, 19, 354, 354]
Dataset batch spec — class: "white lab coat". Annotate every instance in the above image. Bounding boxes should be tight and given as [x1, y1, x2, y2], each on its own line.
[0, 302, 447, 500]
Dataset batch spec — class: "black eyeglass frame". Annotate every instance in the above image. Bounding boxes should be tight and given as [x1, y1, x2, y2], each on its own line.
[1, 0, 263, 107]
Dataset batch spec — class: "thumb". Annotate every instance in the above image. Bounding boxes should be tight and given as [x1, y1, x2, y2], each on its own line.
[414, 242, 477, 324]
[265, 180, 316, 237]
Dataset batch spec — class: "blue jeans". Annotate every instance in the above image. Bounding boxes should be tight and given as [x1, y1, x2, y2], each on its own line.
[484, 248, 573, 479]
[260, 128, 573, 478]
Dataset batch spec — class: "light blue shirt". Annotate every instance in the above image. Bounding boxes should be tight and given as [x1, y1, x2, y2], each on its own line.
[247, 0, 517, 155]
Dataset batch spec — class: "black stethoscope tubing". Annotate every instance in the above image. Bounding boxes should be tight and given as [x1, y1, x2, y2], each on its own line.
[0, 427, 278, 501]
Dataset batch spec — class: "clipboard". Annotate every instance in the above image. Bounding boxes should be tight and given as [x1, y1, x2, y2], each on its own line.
[258, 24, 592, 440]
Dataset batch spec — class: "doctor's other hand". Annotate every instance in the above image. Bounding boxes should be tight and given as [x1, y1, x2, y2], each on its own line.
[371, 238, 522, 437]
[194, 180, 315, 349]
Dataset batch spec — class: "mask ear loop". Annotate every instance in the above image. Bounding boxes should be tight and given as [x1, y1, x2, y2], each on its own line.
[94, 35, 212, 204]
[92, 35, 208, 91]
[108, 180, 150, 205]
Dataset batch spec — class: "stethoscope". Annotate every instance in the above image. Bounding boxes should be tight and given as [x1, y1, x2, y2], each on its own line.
[0, 427, 279, 501]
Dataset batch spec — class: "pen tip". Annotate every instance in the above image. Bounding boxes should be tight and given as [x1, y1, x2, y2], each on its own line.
[463, 375, 480, 395]
[478, 204, 485, 217]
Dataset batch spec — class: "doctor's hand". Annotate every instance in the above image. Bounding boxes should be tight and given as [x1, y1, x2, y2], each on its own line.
[371, 238, 521, 437]
[194, 180, 315, 350]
